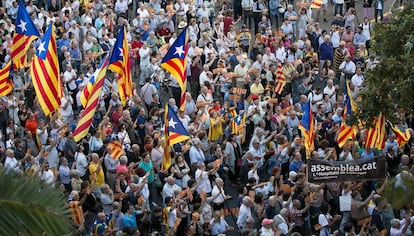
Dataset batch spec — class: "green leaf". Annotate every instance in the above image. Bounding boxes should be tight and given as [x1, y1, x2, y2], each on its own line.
[0, 168, 72, 235]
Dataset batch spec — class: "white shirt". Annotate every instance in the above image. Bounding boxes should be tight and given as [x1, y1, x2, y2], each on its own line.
[140, 83, 158, 105]
[63, 69, 77, 90]
[237, 204, 252, 229]
[195, 169, 212, 193]
[275, 214, 289, 235]
[339, 60, 356, 75]
[138, 176, 150, 200]
[324, 85, 336, 105]
[75, 152, 88, 177]
[276, 47, 287, 63]
[211, 185, 226, 204]
[196, 92, 213, 103]
[263, 53, 277, 65]
[40, 169, 55, 186]
[351, 74, 364, 87]
[5, 156, 20, 173]
[319, 213, 332, 236]
[136, 8, 149, 18]
[60, 96, 73, 118]
[139, 47, 151, 67]
[162, 183, 182, 202]
[189, 146, 206, 165]
[114, 0, 128, 13]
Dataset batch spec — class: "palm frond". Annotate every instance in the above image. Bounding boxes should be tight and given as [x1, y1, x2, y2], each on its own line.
[0, 168, 72, 235]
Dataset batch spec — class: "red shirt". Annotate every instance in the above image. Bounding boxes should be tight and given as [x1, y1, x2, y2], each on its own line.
[157, 27, 172, 41]
[223, 16, 233, 35]
[111, 110, 122, 129]
[131, 40, 143, 58]
[25, 115, 37, 136]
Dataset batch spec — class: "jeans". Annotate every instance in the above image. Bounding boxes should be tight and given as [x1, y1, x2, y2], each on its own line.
[375, 9, 384, 22]
[334, 4, 344, 16]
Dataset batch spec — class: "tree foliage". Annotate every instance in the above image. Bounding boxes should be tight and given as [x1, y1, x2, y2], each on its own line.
[0, 168, 72, 235]
[358, 5, 414, 124]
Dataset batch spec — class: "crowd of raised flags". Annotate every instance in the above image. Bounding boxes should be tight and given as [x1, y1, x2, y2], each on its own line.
[0, 0, 414, 235]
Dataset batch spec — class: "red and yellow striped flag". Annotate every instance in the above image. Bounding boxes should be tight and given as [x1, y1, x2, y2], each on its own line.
[392, 127, 411, 148]
[337, 81, 357, 148]
[11, 1, 40, 69]
[73, 55, 110, 142]
[30, 24, 63, 116]
[108, 140, 123, 160]
[364, 113, 385, 149]
[108, 25, 132, 106]
[0, 60, 14, 97]
[160, 27, 189, 111]
[274, 62, 286, 95]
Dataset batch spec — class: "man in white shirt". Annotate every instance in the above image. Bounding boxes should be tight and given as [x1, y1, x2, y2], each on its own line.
[136, 2, 149, 18]
[63, 64, 77, 94]
[60, 95, 74, 123]
[196, 4, 209, 22]
[4, 149, 21, 174]
[210, 178, 231, 210]
[139, 42, 151, 85]
[162, 176, 182, 203]
[339, 55, 356, 80]
[351, 67, 364, 88]
[195, 162, 218, 194]
[262, 47, 277, 65]
[114, 0, 128, 18]
[273, 208, 290, 235]
[196, 86, 213, 104]
[237, 196, 253, 229]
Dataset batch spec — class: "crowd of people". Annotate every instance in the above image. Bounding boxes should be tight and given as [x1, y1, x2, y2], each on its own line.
[1, 0, 414, 235]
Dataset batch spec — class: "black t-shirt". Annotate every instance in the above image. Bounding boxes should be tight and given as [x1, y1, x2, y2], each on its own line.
[80, 192, 97, 213]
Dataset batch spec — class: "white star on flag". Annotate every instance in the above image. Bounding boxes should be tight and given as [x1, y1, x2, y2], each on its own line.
[118, 47, 123, 57]
[236, 116, 241, 122]
[18, 20, 27, 32]
[169, 117, 177, 129]
[174, 46, 185, 57]
[37, 41, 46, 55]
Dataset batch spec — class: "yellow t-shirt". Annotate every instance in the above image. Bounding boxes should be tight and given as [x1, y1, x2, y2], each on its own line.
[209, 117, 223, 141]
[89, 162, 105, 187]
[250, 83, 264, 95]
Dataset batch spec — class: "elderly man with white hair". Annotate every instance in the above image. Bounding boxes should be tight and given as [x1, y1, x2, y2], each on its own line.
[210, 177, 231, 211]
[162, 176, 182, 204]
[318, 34, 334, 76]
[273, 208, 290, 235]
[237, 196, 253, 230]
[195, 162, 219, 194]
[4, 148, 21, 174]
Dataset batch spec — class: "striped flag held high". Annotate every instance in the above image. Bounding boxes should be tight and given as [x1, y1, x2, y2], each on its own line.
[392, 126, 412, 148]
[30, 24, 63, 116]
[108, 25, 132, 106]
[337, 81, 358, 148]
[73, 54, 110, 142]
[160, 27, 189, 111]
[298, 97, 315, 158]
[364, 113, 385, 150]
[11, 1, 40, 68]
